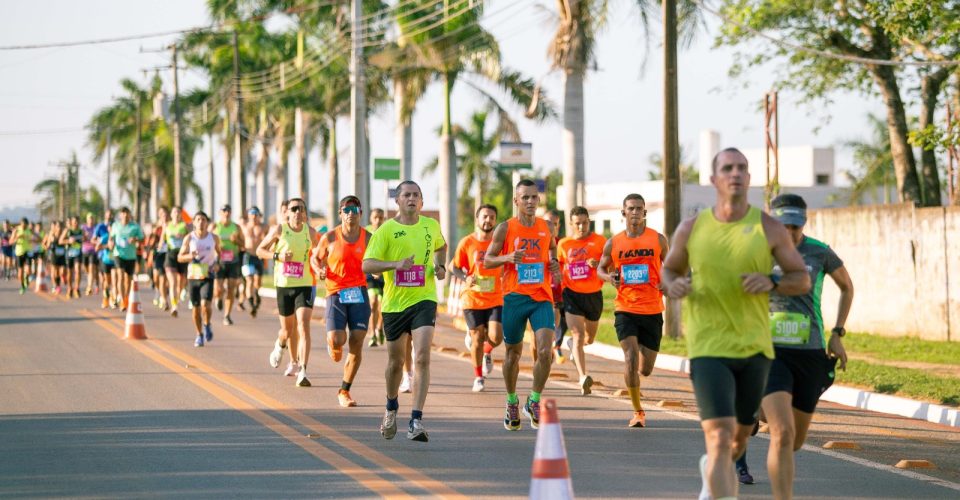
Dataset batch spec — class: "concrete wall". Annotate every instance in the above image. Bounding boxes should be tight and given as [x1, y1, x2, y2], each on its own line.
[806, 204, 959, 341]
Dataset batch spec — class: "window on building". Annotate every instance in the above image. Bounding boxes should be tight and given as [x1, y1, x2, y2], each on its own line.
[603, 220, 612, 238]
[816, 174, 830, 185]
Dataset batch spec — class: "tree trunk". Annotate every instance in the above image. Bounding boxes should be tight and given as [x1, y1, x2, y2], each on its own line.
[439, 72, 458, 258]
[663, 0, 682, 340]
[273, 115, 290, 221]
[871, 65, 923, 205]
[918, 69, 950, 206]
[394, 78, 414, 180]
[149, 166, 159, 220]
[255, 111, 270, 215]
[207, 132, 215, 215]
[327, 116, 339, 229]
[222, 111, 233, 208]
[295, 108, 311, 203]
[562, 70, 586, 228]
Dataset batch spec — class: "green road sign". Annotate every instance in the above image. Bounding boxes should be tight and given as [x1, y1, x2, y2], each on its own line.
[374, 158, 401, 180]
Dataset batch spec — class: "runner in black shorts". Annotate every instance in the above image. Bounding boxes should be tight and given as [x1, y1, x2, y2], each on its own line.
[365, 208, 386, 347]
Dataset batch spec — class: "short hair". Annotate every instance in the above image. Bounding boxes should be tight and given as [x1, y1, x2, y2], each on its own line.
[20, 217, 28, 225]
[515, 178, 536, 190]
[395, 180, 422, 195]
[194, 211, 209, 221]
[623, 193, 645, 206]
[545, 209, 561, 219]
[475, 204, 498, 217]
[339, 195, 361, 208]
[370, 208, 385, 217]
[569, 206, 589, 218]
[711, 147, 747, 173]
[288, 198, 306, 209]
[771, 193, 807, 210]
[280, 199, 289, 209]
[118, 207, 131, 215]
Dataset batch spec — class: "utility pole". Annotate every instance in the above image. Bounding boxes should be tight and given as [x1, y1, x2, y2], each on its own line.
[136, 94, 143, 223]
[172, 44, 183, 206]
[662, 0, 682, 340]
[233, 30, 247, 211]
[105, 127, 112, 213]
[351, 0, 369, 215]
[59, 172, 66, 221]
[204, 103, 215, 215]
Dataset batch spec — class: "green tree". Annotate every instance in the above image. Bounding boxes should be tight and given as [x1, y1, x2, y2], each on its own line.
[842, 114, 896, 205]
[646, 147, 697, 183]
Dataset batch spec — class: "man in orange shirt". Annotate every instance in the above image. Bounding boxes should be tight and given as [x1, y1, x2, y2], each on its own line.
[450, 204, 504, 392]
[314, 195, 372, 408]
[558, 206, 608, 395]
[484, 179, 561, 431]
[598, 193, 669, 427]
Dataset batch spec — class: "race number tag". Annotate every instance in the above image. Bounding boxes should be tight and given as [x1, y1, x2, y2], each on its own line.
[282, 261, 304, 278]
[568, 260, 591, 280]
[395, 265, 425, 287]
[770, 312, 811, 346]
[67, 248, 81, 258]
[474, 275, 496, 293]
[339, 286, 364, 304]
[116, 237, 128, 249]
[621, 264, 649, 285]
[188, 262, 209, 280]
[221, 250, 235, 262]
[242, 263, 256, 277]
[517, 262, 544, 284]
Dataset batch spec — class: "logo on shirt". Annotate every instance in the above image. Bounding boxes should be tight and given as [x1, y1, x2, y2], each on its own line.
[618, 248, 655, 259]
[517, 238, 542, 251]
[393, 230, 407, 238]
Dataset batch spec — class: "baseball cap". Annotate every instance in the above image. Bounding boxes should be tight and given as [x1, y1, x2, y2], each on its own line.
[247, 206, 262, 216]
[771, 193, 807, 227]
[220, 204, 232, 212]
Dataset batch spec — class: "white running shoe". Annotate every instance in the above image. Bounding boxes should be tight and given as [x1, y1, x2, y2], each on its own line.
[399, 372, 413, 393]
[472, 377, 485, 392]
[296, 368, 311, 387]
[407, 418, 428, 442]
[284, 361, 299, 377]
[380, 409, 397, 440]
[464, 331, 472, 350]
[698, 454, 712, 500]
[179, 289, 187, 302]
[269, 340, 285, 368]
[580, 375, 594, 396]
[482, 353, 493, 376]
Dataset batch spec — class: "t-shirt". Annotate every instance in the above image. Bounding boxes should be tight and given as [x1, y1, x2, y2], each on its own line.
[363, 216, 445, 313]
[770, 236, 843, 350]
[558, 233, 606, 294]
[453, 234, 503, 310]
[610, 228, 665, 315]
[110, 222, 144, 261]
[317, 226, 369, 296]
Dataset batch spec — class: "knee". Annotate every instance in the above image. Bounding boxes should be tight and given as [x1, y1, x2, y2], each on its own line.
[639, 363, 654, 377]
[705, 426, 735, 452]
[770, 422, 796, 451]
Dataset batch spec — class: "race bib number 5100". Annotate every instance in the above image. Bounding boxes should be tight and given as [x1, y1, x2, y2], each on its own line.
[770, 312, 811, 345]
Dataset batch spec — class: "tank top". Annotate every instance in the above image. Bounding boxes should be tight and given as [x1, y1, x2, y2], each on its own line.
[683, 206, 774, 360]
[14, 229, 32, 256]
[610, 228, 664, 315]
[557, 233, 606, 294]
[187, 232, 217, 280]
[81, 224, 96, 253]
[319, 226, 369, 295]
[214, 222, 240, 262]
[154, 225, 168, 253]
[165, 221, 188, 250]
[501, 217, 554, 303]
[274, 223, 313, 288]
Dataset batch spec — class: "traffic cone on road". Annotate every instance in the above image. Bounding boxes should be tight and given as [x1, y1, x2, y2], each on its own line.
[529, 399, 574, 500]
[33, 262, 48, 293]
[124, 281, 148, 340]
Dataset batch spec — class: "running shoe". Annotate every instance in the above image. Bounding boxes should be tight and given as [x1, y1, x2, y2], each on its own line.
[284, 362, 299, 377]
[399, 372, 412, 393]
[522, 397, 541, 429]
[580, 375, 594, 396]
[19, 285, 26, 295]
[223, 315, 233, 326]
[216, 298, 223, 311]
[629, 410, 646, 428]
[464, 331, 472, 350]
[380, 409, 398, 439]
[269, 340, 285, 368]
[368, 333, 379, 347]
[85, 287, 92, 296]
[503, 401, 521, 431]
[237, 300, 245, 311]
[194, 335, 204, 348]
[296, 368, 311, 387]
[54, 286, 61, 295]
[250, 304, 258, 318]
[337, 389, 357, 408]
[407, 418, 428, 442]
[483, 353, 493, 376]
[737, 464, 755, 485]
[170, 308, 178, 318]
[203, 324, 213, 342]
[554, 346, 566, 364]
[179, 289, 187, 302]
[472, 377, 485, 392]
[377, 328, 385, 344]
[327, 336, 343, 362]
[698, 454, 711, 500]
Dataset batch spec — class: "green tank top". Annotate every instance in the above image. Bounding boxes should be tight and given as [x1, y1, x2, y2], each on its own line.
[214, 222, 240, 253]
[15, 229, 32, 256]
[166, 222, 188, 249]
[274, 223, 312, 288]
[67, 228, 83, 250]
[683, 206, 774, 360]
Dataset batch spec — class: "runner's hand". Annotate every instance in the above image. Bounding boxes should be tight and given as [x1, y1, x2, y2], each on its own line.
[435, 265, 446, 281]
[587, 258, 599, 269]
[609, 271, 621, 288]
[666, 277, 691, 299]
[316, 266, 327, 280]
[549, 258, 560, 276]
[510, 250, 524, 264]
[464, 274, 476, 287]
[741, 273, 774, 294]
[828, 335, 848, 371]
[282, 251, 293, 263]
[395, 255, 415, 271]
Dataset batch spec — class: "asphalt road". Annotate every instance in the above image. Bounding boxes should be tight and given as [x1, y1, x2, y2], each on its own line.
[1, 280, 958, 499]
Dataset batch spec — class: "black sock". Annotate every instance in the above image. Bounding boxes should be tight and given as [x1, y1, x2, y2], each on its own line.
[341, 381, 352, 391]
[736, 451, 748, 470]
[411, 410, 423, 421]
[386, 397, 399, 411]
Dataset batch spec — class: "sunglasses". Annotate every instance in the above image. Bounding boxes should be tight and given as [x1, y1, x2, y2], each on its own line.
[289, 206, 305, 213]
[341, 205, 360, 214]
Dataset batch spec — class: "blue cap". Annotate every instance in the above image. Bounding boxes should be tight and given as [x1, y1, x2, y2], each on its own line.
[773, 206, 806, 227]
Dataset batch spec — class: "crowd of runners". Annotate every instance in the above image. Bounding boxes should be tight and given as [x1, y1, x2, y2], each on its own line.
[2, 147, 853, 500]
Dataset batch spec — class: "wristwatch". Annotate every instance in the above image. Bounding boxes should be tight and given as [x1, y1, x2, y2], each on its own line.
[831, 326, 846, 337]
[768, 273, 781, 291]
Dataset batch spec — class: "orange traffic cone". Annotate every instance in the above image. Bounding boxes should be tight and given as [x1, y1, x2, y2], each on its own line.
[34, 262, 48, 293]
[529, 399, 574, 500]
[124, 281, 148, 340]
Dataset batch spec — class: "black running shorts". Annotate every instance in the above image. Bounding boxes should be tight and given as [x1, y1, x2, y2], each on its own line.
[277, 286, 315, 316]
[614, 311, 663, 351]
[765, 347, 833, 414]
[562, 288, 604, 321]
[382, 300, 437, 342]
[690, 354, 772, 425]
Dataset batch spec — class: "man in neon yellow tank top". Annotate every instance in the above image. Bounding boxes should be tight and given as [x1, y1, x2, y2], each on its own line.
[257, 197, 320, 387]
[212, 205, 245, 326]
[363, 181, 447, 443]
[662, 148, 810, 500]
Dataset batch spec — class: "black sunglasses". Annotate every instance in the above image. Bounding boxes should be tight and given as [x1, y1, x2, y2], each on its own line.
[289, 206, 305, 213]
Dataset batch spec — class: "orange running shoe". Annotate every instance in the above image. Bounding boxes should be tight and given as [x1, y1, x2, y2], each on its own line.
[101, 296, 109, 309]
[629, 410, 646, 428]
[327, 336, 343, 362]
[337, 389, 357, 408]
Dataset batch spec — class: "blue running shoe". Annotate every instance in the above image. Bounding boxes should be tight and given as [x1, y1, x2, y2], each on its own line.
[522, 397, 540, 429]
[194, 335, 204, 347]
[203, 324, 213, 342]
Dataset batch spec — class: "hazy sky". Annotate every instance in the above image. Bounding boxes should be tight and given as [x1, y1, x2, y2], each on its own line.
[0, 0, 886, 213]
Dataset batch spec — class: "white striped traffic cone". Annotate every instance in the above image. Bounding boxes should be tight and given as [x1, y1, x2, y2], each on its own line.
[124, 281, 148, 340]
[34, 261, 48, 293]
[529, 399, 574, 500]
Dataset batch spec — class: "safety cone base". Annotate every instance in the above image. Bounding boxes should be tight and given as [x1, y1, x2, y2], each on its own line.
[124, 281, 148, 340]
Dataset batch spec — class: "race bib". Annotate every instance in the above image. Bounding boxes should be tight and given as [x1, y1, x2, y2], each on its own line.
[242, 263, 256, 277]
[116, 237, 129, 249]
[621, 264, 649, 285]
[54, 247, 66, 256]
[517, 262, 544, 284]
[282, 261, 304, 278]
[474, 275, 496, 293]
[66, 248, 81, 258]
[187, 262, 209, 280]
[568, 260, 591, 280]
[770, 312, 811, 345]
[169, 237, 184, 249]
[221, 249, 236, 262]
[339, 286, 364, 304]
[395, 265, 426, 287]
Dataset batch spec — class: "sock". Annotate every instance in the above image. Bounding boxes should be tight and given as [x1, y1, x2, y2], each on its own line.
[474, 366, 483, 378]
[386, 397, 399, 411]
[483, 341, 493, 354]
[341, 380, 352, 392]
[628, 386, 642, 412]
[411, 410, 423, 421]
[507, 392, 519, 405]
[736, 451, 748, 470]
[529, 391, 541, 403]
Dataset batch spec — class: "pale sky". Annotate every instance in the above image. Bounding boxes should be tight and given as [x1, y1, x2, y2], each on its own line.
[0, 0, 886, 214]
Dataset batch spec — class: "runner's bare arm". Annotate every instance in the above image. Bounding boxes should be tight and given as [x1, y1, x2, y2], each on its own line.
[482, 222, 517, 269]
[255, 225, 281, 260]
[448, 245, 470, 283]
[661, 218, 695, 299]
[827, 265, 854, 370]
[177, 234, 194, 263]
[362, 255, 413, 274]
[433, 243, 447, 280]
[311, 232, 335, 280]
[597, 238, 617, 285]
[754, 213, 810, 295]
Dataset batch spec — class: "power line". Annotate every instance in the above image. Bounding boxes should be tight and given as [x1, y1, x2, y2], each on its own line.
[0, 126, 85, 137]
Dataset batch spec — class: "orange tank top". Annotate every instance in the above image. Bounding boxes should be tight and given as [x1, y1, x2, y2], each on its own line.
[558, 233, 606, 294]
[319, 226, 369, 295]
[610, 228, 664, 315]
[454, 234, 503, 310]
[501, 217, 553, 303]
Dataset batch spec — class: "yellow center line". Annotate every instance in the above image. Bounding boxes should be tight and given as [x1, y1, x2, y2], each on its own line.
[92, 310, 469, 500]
[78, 309, 416, 499]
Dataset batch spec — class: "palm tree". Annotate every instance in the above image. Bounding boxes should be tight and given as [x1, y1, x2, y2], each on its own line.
[843, 114, 896, 205]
